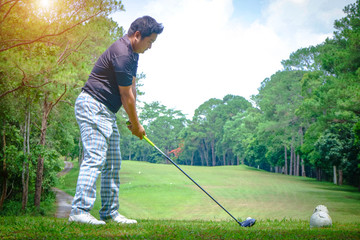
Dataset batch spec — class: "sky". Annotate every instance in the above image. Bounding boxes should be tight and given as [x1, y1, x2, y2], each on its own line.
[111, 0, 355, 118]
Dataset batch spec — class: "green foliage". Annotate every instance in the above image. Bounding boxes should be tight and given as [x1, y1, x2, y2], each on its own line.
[137, 102, 188, 163]
[0, 143, 61, 213]
[0, 0, 124, 51]
[315, 124, 356, 169]
[281, 46, 322, 71]
[0, 192, 56, 217]
[0, 0, 125, 212]
[331, 1, 360, 74]
[179, 95, 252, 167]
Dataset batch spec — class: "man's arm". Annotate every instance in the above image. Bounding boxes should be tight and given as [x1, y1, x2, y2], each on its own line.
[132, 76, 137, 101]
[118, 79, 145, 139]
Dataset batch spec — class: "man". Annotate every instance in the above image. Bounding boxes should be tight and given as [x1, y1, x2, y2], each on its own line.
[69, 16, 163, 225]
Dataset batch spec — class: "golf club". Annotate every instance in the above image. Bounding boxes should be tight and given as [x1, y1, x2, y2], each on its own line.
[127, 122, 255, 227]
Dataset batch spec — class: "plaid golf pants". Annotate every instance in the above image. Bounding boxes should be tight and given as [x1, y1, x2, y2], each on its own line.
[70, 91, 122, 220]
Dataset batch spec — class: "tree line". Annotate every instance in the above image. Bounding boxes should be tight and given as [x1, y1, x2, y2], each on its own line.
[121, 1, 360, 190]
[0, 0, 359, 214]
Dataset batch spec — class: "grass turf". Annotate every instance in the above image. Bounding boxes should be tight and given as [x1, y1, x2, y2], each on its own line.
[57, 160, 360, 224]
[1, 217, 360, 240]
[3, 160, 360, 239]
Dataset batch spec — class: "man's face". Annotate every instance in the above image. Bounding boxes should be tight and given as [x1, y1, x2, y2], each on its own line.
[134, 32, 158, 54]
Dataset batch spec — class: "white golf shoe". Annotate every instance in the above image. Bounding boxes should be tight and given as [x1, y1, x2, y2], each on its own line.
[68, 213, 106, 225]
[105, 214, 137, 224]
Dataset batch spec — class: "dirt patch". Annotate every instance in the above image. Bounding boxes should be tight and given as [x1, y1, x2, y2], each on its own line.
[59, 161, 74, 177]
[53, 161, 74, 218]
[53, 187, 73, 218]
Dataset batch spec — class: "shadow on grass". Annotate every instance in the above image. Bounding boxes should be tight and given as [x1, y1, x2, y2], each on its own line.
[296, 177, 360, 194]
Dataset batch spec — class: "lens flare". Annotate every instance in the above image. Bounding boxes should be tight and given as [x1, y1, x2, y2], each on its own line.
[40, 0, 50, 9]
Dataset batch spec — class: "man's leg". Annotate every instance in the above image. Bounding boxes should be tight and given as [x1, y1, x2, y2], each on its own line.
[70, 91, 114, 217]
[99, 120, 137, 224]
[99, 121, 121, 220]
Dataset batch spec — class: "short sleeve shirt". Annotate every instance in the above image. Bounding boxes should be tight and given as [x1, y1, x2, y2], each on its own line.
[82, 35, 139, 113]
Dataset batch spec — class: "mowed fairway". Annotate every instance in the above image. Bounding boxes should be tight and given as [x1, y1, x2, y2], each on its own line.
[60, 160, 360, 223]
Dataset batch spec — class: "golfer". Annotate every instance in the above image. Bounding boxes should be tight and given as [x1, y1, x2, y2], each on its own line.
[69, 16, 163, 225]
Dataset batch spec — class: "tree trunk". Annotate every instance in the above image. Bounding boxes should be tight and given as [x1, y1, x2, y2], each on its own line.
[211, 139, 216, 166]
[316, 167, 322, 181]
[34, 94, 51, 208]
[284, 145, 288, 175]
[290, 140, 294, 176]
[201, 140, 209, 166]
[22, 106, 30, 211]
[22, 160, 29, 210]
[165, 146, 169, 164]
[294, 154, 296, 176]
[223, 153, 226, 166]
[199, 150, 205, 166]
[128, 138, 131, 161]
[165, 148, 168, 164]
[333, 165, 337, 185]
[299, 127, 306, 177]
[0, 124, 8, 210]
[34, 86, 66, 208]
[296, 154, 300, 176]
[301, 159, 306, 177]
[338, 169, 343, 185]
[190, 151, 194, 166]
[199, 142, 205, 166]
[204, 142, 209, 166]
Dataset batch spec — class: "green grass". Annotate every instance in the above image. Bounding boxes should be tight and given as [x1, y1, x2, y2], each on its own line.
[58, 160, 360, 223]
[3, 160, 360, 239]
[1, 217, 360, 239]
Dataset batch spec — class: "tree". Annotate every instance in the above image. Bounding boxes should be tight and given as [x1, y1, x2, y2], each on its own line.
[190, 95, 252, 167]
[0, 0, 123, 52]
[0, 1, 125, 210]
[281, 46, 322, 71]
[253, 71, 305, 174]
[192, 98, 223, 166]
[315, 123, 358, 185]
[134, 102, 187, 164]
[222, 108, 261, 167]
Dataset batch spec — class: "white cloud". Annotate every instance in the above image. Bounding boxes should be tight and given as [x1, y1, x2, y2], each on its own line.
[111, 0, 354, 118]
[262, 0, 352, 48]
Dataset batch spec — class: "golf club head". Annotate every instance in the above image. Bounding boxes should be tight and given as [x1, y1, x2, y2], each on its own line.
[240, 218, 256, 227]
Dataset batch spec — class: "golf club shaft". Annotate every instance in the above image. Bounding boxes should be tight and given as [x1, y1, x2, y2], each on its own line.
[143, 135, 242, 226]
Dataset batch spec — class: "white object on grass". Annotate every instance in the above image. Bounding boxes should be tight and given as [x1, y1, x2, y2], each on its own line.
[310, 205, 332, 228]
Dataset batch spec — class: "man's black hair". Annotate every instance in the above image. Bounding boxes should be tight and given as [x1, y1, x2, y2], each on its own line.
[128, 16, 164, 38]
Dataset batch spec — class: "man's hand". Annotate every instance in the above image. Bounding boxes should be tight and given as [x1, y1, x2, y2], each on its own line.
[127, 121, 146, 139]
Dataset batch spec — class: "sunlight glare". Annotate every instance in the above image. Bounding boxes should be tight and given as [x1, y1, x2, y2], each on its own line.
[40, 0, 50, 9]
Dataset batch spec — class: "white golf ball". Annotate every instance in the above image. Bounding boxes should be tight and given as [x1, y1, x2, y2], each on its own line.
[246, 217, 252, 220]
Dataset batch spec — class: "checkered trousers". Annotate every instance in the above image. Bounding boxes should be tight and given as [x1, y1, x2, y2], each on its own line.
[70, 91, 122, 220]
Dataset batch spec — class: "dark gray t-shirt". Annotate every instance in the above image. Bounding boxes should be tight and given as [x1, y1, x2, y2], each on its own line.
[83, 35, 139, 113]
